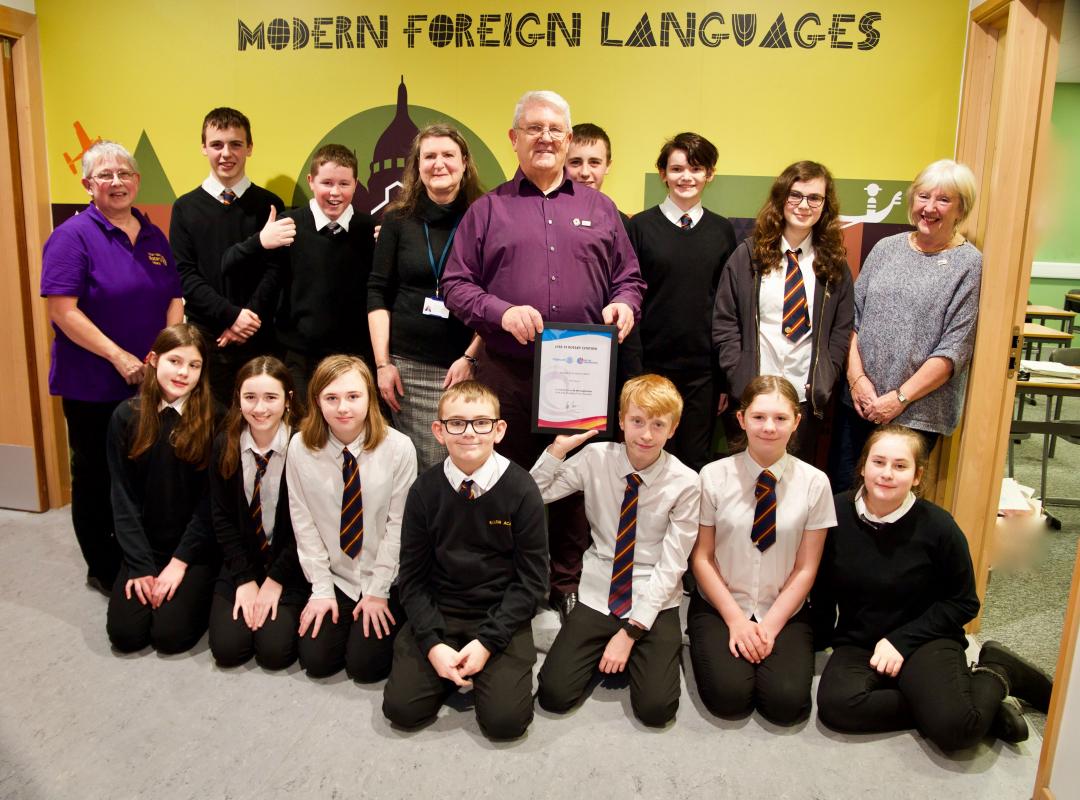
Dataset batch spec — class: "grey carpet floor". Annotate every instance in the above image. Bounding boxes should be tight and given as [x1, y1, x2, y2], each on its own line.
[0, 501, 1046, 799]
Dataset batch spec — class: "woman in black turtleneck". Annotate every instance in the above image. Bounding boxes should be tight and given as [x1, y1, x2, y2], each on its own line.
[367, 123, 485, 471]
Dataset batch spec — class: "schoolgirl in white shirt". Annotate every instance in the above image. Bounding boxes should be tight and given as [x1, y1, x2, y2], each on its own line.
[688, 374, 836, 724]
[287, 355, 417, 681]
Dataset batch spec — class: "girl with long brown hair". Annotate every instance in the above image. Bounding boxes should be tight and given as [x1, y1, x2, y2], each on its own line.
[689, 375, 835, 726]
[105, 323, 219, 653]
[208, 356, 310, 670]
[713, 160, 854, 463]
[286, 355, 417, 681]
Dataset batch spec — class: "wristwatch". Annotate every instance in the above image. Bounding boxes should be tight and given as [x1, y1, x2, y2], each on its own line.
[896, 388, 909, 405]
[621, 620, 647, 641]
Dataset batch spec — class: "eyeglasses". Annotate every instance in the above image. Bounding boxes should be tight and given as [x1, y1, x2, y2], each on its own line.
[439, 418, 499, 435]
[517, 125, 568, 141]
[90, 170, 138, 184]
[786, 190, 824, 209]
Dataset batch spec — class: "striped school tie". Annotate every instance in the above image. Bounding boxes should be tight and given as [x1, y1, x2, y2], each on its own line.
[326, 221, 342, 235]
[782, 249, 811, 341]
[220, 189, 237, 205]
[340, 448, 364, 558]
[609, 473, 642, 617]
[752, 469, 778, 552]
[250, 451, 273, 555]
[459, 479, 476, 499]
[679, 213, 692, 230]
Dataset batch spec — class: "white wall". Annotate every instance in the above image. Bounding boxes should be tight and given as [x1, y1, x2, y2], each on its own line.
[1, 0, 35, 14]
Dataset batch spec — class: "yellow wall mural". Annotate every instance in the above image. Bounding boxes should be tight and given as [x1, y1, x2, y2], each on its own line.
[37, 0, 968, 261]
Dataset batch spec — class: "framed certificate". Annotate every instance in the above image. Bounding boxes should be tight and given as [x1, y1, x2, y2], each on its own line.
[532, 323, 618, 436]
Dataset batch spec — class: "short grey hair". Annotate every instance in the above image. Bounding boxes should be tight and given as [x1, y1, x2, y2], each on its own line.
[512, 90, 572, 131]
[82, 140, 139, 180]
[906, 159, 978, 226]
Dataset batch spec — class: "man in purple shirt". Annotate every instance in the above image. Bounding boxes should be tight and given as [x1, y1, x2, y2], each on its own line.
[442, 90, 645, 618]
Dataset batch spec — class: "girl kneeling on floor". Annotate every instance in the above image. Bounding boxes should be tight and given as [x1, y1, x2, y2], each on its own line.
[106, 323, 218, 653]
[688, 375, 835, 724]
[815, 425, 1053, 748]
[287, 355, 417, 681]
[209, 356, 310, 670]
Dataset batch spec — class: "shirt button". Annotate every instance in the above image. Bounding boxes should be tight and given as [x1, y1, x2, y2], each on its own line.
[547, 219, 553, 224]
[551, 305, 558, 311]
[550, 275, 556, 281]
[549, 245, 555, 251]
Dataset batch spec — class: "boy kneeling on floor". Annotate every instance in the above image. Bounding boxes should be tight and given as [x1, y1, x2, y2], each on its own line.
[382, 380, 548, 740]
[531, 374, 701, 726]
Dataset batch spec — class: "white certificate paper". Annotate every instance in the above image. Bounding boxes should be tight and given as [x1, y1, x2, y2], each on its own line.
[533, 324, 617, 434]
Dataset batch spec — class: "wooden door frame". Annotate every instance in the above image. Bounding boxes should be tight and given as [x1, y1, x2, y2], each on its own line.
[0, 5, 68, 508]
[952, 1, 1068, 796]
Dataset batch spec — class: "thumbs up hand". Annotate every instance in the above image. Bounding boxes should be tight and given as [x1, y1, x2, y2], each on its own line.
[259, 205, 296, 249]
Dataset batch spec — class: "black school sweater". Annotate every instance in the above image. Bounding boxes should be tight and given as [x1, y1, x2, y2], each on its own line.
[171, 184, 284, 334]
[208, 432, 310, 603]
[626, 206, 736, 371]
[366, 194, 474, 368]
[272, 206, 376, 360]
[107, 400, 216, 576]
[817, 492, 979, 658]
[397, 462, 549, 656]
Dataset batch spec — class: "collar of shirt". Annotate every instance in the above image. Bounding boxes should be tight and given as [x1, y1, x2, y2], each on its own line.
[85, 203, 151, 239]
[202, 174, 251, 201]
[241, 422, 290, 459]
[513, 166, 575, 197]
[158, 395, 187, 415]
[854, 487, 916, 525]
[780, 233, 815, 263]
[616, 446, 668, 487]
[329, 431, 364, 459]
[660, 196, 703, 228]
[737, 449, 788, 483]
[310, 198, 355, 232]
[443, 451, 509, 495]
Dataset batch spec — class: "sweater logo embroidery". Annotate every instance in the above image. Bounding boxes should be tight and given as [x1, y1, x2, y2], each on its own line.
[147, 252, 168, 266]
[488, 518, 512, 529]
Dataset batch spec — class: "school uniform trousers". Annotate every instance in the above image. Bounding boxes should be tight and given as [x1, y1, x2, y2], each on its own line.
[208, 437, 310, 670]
[105, 403, 218, 654]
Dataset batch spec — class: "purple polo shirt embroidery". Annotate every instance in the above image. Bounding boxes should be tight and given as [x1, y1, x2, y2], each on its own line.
[442, 168, 644, 360]
[40, 203, 181, 402]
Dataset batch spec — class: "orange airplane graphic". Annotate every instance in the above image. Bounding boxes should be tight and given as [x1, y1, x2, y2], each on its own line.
[63, 121, 101, 174]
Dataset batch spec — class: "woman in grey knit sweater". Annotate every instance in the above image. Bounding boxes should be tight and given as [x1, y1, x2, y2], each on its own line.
[829, 160, 981, 491]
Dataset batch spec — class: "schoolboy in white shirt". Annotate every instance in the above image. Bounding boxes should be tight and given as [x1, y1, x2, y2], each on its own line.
[530, 374, 700, 726]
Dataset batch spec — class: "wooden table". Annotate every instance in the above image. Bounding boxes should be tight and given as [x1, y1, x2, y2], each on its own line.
[1023, 322, 1073, 359]
[1026, 304, 1076, 333]
[1012, 377, 1080, 506]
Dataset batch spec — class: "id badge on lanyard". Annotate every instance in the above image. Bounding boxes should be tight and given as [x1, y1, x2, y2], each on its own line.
[423, 219, 459, 318]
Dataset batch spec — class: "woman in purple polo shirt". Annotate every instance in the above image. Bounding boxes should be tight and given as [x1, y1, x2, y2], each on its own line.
[41, 140, 184, 596]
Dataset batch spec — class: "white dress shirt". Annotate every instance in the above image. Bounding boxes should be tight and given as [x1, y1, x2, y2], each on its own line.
[287, 426, 417, 601]
[240, 423, 290, 542]
[443, 452, 510, 497]
[158, 396, 187, 415]
[660, 195, 704, 228]
[531, 442, 700, 628]
[699, 450, 835, 620]
[202, 174, 252, 201]
[310, 198, 355, 232]
[758, 235, 817, 402]
[854, 487, 916, 525]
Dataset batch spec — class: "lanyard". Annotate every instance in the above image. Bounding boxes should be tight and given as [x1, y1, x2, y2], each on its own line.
[423, 219, 460, 298]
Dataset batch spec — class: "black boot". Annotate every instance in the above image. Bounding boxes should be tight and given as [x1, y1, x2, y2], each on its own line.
[989, 697, 1029, 744]
[979, 640, 1053, 712]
